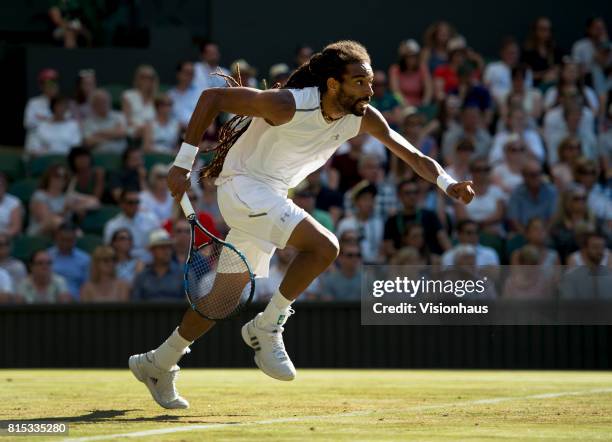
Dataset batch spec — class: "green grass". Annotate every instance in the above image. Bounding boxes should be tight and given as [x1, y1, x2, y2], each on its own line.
[1, 370, 612, 441]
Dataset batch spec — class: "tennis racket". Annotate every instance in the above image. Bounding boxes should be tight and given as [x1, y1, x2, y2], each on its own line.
[179, 194, 255, 320]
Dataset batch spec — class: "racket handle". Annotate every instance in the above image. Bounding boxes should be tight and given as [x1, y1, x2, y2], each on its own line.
[180, 193, 195, 218]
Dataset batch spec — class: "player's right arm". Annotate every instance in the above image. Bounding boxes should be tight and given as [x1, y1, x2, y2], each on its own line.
[168, 87, 296, 198]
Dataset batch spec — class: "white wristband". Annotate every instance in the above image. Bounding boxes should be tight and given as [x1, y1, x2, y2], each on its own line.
[173, 142, 199, 171]
[436, 173, 457, 193]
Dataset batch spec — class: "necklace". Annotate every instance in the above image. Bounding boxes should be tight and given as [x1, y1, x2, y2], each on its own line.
[320, 99, 342, 123]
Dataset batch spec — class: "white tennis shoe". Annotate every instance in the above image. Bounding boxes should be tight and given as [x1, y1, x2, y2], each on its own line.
[128, 352, 189, 409]
[241, 309, 296, 381]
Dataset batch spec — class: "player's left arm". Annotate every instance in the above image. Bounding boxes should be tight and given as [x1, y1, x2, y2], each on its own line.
[360, 106, 474, 204]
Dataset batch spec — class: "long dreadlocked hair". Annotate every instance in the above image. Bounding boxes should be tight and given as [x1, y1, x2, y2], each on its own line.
[199, 40, 371, 179]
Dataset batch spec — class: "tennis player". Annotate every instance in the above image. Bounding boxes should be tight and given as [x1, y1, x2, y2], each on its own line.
[129, 40, 474, 409]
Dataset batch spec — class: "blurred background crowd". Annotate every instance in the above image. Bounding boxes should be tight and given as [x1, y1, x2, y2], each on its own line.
[0, 5, 610, 304]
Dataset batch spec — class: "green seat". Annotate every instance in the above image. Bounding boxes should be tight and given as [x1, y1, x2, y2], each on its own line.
[103, 84, 128, 110]
[11, 235, 53, 263]
[92, 152, 122, 172]
[76, 234, 103, 254]
[479, 232, 505, 262]
[416, 103, 439, 122]
[0, 149, 25, 181]
[505, 234, 527, 257]
[8, 178, 40, 205]
[80, 205, 121, 235]
[144, 152, 174, 171]
[28, 155, 68, 177]
[159, 83, 172, 93]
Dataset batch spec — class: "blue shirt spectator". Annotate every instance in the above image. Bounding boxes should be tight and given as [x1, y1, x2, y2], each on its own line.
[321, 244, 362, 301]
[131, 229, 183, 301]
[508, 161, 558, 233]
[47, 222, 90, 299]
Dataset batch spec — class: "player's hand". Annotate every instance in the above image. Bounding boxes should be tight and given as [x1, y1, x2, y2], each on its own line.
[167, 165, 191, 200]
[447, 181, 475, 204]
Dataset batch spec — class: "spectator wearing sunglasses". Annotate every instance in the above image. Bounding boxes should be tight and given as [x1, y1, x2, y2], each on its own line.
[573, 158, 611, 223]
[148, 94, 181, 153]
[47, 221, 90, 300]
[16, 250, 71, 303]
[383, 179, 450, 260]
[321, 243, 362, 301]
[491, 137, 527, 194]
[109, 228, 144, 284]
[103, 188, 160, 262]
[551, 185, 602, 263]
[441, 220, 500, 267]
[455, 156, 506, 236]
[81, 246, 130, 302]
[507, 160, 557, 234]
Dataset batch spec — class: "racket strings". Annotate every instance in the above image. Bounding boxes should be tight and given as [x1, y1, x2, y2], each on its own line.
[186, 238, 252, 319]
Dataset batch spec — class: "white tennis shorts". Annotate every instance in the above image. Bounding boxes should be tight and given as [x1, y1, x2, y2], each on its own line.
[216, 175, 307, 277]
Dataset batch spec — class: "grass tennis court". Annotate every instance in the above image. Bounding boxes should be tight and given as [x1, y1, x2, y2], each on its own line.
[1, 369, 611, 441]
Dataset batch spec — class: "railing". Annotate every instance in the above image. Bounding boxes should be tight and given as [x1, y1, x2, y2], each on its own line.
[1, 302, 610, 369]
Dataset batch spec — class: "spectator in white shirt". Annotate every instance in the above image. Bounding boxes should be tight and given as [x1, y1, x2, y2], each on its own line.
[572, 17, 609, 74]
[543, 58, 599, 114]
[82, 89, 128, 153]
[168, 61, 200, 129]
[336, 182, 384, 264]
[490, 106, 545, 164]
[103, 189, 160, 262]
[0, 233, 27, 288]
[445, 138, 475, 182]
[23, 68, 59, 149]
[442, 220, 500, 267]
[0, 172, 23, 238]
[491, 136, 526, 194]
[193, 40, 230, 91]
[455, 156, 506, 236]
[122, 65, 157, 140]
[148, 94, 180, 153]
[70, 69, 97, 123]
[140, 164, 174, 224]
[502, 66, 543, 123]
[0, 266, 15, 303]
[484, 37, 522, 106]
[27, 95, 81, 156]
[544, 97, 597, 164]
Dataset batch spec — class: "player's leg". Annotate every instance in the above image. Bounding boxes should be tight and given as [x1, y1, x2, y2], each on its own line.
[130, 270, 249, 409]
[242, 214, 338, 380]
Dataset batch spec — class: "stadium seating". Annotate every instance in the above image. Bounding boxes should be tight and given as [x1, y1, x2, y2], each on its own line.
[28, 154, 68, 177]
[11, 234, 53, 262]
[76, 234, 104, 253]
[0, 149, 24, 181]
[144, 152, 174, 171]
[8, 178, 39, 205]
[103, 84, 128, 109]
[80, 205, 121, 235]
[92, 152, 122, 172]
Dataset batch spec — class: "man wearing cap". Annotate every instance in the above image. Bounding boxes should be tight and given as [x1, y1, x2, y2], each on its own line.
[336, 181, 384, 264]
[24, 68, 59, 148]
[231, 59, 257, 88]
[131, 229, 183, 301]
[269, 63, 291, 87]
[103, 189, 161, 262]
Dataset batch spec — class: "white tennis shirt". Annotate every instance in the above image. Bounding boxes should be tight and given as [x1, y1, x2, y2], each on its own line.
[217, 87, 362, 194]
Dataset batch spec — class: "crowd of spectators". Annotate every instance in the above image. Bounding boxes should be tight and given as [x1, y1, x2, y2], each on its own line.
[1, 16, 611, 304]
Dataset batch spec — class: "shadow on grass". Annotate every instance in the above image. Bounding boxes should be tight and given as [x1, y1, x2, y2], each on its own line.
[0, 409, 241, 425]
